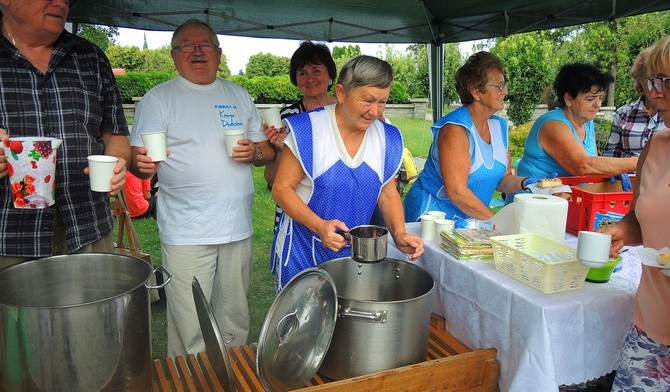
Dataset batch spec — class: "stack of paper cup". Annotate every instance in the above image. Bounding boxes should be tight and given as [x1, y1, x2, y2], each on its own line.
[420, 214, 437, 241]
[434, 218, 455, 243]
[427, 210, 446, 220]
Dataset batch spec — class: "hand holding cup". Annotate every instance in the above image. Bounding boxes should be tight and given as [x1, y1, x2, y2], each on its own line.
[224, 130, 245, 157]
[0, 129, 7, 179]
[141, 131, 167, 162]
[87, 155, 119, 192]
[261, 108, 283, 129]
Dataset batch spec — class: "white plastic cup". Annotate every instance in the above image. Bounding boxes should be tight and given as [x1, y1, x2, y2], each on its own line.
[577, 231, 612, 268]
[141, 131, 167, 162]
[224, 130, 245, 157]
[420, 214, 437, 241]
[87, 155, 119, 192]
[427, 210, 446, 220]
[261, 107, 283, 129]
[434, 218, 455, 243]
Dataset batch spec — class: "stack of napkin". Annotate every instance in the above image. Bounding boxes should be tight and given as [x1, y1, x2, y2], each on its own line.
[440, 228, 499, 260]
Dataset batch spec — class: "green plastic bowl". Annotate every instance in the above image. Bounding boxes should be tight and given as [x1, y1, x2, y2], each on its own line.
[585, 256, 621, 283]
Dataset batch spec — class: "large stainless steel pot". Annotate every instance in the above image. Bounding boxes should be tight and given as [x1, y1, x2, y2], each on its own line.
[317, 257, 435, 380]
[0, 253, 170, 392]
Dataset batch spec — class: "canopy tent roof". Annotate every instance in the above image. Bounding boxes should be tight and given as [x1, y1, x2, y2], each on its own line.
[68, 0, 669, 45]
[67, 0, 669, 121]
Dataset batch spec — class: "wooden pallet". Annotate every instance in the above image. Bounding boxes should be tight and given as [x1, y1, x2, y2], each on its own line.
[154, 314, 500, 392]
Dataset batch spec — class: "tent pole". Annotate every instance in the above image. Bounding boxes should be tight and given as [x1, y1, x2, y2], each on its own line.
[428, 42, 444, 123]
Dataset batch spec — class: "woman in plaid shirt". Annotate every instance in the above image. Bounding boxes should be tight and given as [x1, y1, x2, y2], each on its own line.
[604, 47, 663, 158]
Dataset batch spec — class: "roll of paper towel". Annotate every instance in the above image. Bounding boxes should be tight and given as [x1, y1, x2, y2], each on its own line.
[489, 193, 568, 243]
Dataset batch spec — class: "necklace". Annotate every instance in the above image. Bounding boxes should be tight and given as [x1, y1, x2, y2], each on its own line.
[3, 25, 51, 72]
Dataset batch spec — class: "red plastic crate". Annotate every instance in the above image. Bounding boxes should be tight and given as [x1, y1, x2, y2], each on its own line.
[558, 176, 634, 234]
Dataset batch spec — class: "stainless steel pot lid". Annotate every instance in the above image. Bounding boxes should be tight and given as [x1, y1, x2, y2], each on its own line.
[191, 277, 236, 392]
[256, 268, 337, 392]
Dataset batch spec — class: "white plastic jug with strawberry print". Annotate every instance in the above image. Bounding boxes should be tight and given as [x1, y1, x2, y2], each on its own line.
[5, 137, 62, 208]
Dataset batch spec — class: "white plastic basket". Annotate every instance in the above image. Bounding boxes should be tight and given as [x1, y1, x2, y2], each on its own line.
[490, 233, 589, 294]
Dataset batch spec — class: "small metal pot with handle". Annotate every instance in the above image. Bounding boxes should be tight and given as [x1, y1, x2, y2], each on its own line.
[338, 225, 388, 263]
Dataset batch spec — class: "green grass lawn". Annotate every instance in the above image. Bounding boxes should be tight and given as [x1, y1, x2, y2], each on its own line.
[122, 116, 433, 359]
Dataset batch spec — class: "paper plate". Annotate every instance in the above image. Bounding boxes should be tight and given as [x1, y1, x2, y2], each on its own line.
[637, 247, 670, 276]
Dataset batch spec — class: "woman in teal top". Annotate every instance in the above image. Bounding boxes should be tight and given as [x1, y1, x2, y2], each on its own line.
[404, 52, 532, 222]
[509, 63, 638, 203]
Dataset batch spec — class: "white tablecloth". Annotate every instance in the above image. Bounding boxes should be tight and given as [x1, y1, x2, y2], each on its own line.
[388, 223, 641, 392]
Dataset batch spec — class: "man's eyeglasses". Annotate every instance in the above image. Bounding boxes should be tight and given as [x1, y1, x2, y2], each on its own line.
[487, 81, 507, 92]
[172, 42, 218, 53]
[647, 76, 670, 93]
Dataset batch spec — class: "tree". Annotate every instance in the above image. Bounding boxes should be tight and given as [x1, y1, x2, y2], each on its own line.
[332, 44, 362, 72]
[245, 53, 290, 78]
[492, 32, 553, 125]
[332, 45, 361, 60]
[611, 11, 670, 106]
[76, 24, 118, 51]
[140, 45, 176, 73]
[106, 45, 146, 71]
[405, 44, 429, 98]
[381, 45, 419, 98]
[549, 11, 670, 107]
[552, 22, 618, 105]
[443, 43, 463, 105]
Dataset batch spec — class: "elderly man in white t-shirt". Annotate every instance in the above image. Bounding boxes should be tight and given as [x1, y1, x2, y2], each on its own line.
[129, 19, 274, 357]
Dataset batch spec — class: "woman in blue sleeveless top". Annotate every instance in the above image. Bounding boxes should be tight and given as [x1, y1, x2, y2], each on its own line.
[403, 52, 533, 222]
[509, 63, 638, 203]
[271, 56, 424, 291]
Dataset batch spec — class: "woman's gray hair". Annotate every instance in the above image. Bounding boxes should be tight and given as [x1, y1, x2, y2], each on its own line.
[336, 55, 394, 92]
[171, 19, 220, 48]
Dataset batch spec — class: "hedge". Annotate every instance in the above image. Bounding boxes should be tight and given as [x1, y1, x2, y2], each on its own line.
[116, 72, 412, 104]
[115, 71, 174, 103]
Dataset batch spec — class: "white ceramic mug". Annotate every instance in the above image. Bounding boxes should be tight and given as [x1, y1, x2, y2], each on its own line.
[577, 231, 612, 268]
[224, 130, 245, 157]
[141, 131, 167, 162]
[420, 214, 437, 241]
[87, 155, 119, 192]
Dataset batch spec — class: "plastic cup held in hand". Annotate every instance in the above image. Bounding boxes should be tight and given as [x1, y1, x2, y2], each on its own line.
[87, 155, 118, 192]
[224, 130, 245, 157]
[420, 214, 437, 241]
[261, 107, 283, 129]
[577, 231, 612, 268]
[6, 137, 62, 208]
[141, 131, 167, 162]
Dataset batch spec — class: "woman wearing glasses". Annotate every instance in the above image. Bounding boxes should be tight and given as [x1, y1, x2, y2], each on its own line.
[603, 47, 662, 158]
[510, 63, 638, 203]
[601, 36, 670, 391]
[403, 51, 531, 222]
